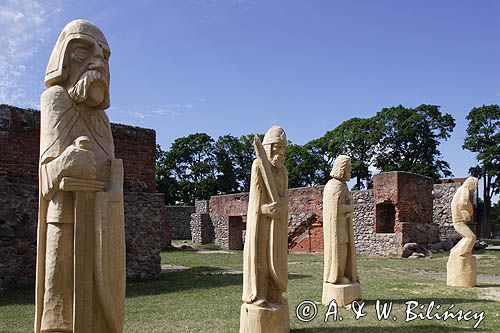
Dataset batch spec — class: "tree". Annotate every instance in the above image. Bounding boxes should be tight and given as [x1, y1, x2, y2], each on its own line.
[236, 134, 264, 192]
[373, 104, 455, 180]
[491, 201, 500, 236]
[285, 143, 326, 188]
[214, 135, 241, 194]
[156, 144, 179, 204]
[160, 133, 218, 204]
[304, 136, 340, 186]
[324, 117, 379, 189]
[463, 104, 500, 238]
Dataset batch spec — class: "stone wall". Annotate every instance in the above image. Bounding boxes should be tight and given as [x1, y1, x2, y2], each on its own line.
[0, 105, 157, 192]
[124, 192, 164, 278]
[433, 182, 478, 240]
[352, 190, 401, 256]
[209, 193, 249, 249]
[191, 200, 214, 244]
[0, 105, 164, 289]
[0, 180, 164, 289]
[166, 206, 195, 239]
[207, 172, 461, 256]
[0, 181, 38, 289]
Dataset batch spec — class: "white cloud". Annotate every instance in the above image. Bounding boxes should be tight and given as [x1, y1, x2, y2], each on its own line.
[151, 109, 178, 116]
[0, 0, 62, 107]
[108, 103, 193, 122]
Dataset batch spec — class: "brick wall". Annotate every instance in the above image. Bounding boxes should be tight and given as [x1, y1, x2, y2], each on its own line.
[0, 105, 156, 192]
[373, 171, 434, 225]
[0, 105, 39, 184]
[112, 123, 156, 192]
[208, 171, 450, 256]
[0, 105, 163, 289]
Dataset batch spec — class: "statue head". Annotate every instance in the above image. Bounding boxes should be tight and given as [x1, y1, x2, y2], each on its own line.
[330, 155, 352, 181]
[262, 126, 287, 168]
[463, 176, 478, 194]
[45, 19, 110, 109]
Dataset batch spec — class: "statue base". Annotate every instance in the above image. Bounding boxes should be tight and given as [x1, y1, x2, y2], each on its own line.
[240, 301, 290, 333]
[322, 282, 361, 306]
[447, 253, 476, 287]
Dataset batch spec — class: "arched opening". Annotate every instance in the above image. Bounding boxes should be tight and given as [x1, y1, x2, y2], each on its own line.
[376, 201, 396, 233]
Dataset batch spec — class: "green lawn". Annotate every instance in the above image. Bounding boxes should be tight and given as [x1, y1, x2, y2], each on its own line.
[1, 250, 499, 332]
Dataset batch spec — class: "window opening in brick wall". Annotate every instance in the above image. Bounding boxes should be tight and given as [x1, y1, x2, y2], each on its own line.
[376, 201, 396, 233]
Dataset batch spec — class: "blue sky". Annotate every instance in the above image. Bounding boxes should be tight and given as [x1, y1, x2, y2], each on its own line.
[1, 0, 499, 181]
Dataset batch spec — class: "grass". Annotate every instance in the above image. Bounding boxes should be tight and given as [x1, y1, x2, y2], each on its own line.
[1, 250, 499, 332]
[483, 239, 500, 246]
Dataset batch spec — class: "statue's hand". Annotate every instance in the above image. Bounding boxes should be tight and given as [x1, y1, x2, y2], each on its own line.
[343, 203, 354, 214]
[261, 202, 281, 218]
[58, 137, 96, 180]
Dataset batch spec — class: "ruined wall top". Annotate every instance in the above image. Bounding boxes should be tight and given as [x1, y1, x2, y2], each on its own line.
[0, 104, 157, 192]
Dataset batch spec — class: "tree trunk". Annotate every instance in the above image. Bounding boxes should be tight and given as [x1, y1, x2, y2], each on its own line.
[480, 174, 492, 238]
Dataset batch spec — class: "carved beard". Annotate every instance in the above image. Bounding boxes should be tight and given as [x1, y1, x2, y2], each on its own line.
[271, 154, 284, 168]
[68, 70, 108, 104]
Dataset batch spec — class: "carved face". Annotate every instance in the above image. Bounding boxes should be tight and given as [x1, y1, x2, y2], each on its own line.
[342, 160, 352, 181]
[265, 142, 286, 168]
[66, 37, 110, 107]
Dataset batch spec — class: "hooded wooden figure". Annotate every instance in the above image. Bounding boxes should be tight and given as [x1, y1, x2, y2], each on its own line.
[240, 126, 290, 333]
[322, 155, 360, 306]
[35, 19, 125, 333]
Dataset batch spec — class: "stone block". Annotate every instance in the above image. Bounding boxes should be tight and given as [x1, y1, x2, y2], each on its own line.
[322, 282, 362, 306]
[240, 302, 290, 333]
[447, 254, 476, 287]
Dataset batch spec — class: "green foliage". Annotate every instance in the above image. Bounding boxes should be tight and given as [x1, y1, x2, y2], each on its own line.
[156, 144, 179, 204]
[213, 135, 241, 194]
[285, 143, 327, 188]
[157, 133, 218, 204]
[157, 133, 263, 204]
[157, 104, 458, 204]
[213, 134, 263, 193]
[232, 134, 264, 192]
[463, 104, 500, 236]
[303, 136, 339, 185]
[491, 201, 500, 234]
[373, 104, 455, 180]
[322, 117, 379, 189]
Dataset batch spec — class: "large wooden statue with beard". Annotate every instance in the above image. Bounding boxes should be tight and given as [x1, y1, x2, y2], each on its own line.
[322, 155, 361, 306]
[35, 19, 125, 333]
[240, 126, 289, 333]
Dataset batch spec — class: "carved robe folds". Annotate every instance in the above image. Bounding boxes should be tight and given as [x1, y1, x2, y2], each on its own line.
[35, 19, 125, 333]
[240, 127, 290, 333]
[322, 155, 361, 306]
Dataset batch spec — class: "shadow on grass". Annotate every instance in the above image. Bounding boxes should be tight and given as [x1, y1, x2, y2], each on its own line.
[292, 325, 474, 332]
[0, 285, 34, 306]
[362, 297, 494, 305]
[126, 266, 309, 298]
[1, 267, 310, 304]
[475, 283, 500, 288]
